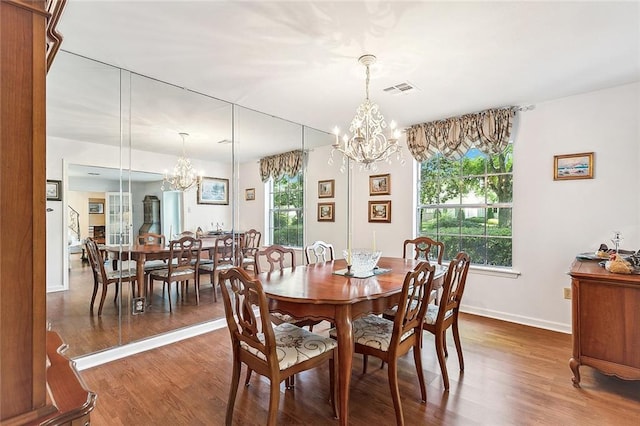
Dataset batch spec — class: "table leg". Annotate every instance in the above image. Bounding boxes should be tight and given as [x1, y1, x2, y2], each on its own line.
[334, 306, 353, 425]
[136, 253, 146, 299]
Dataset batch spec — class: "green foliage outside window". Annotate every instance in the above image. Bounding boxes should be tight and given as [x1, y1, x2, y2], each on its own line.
[270, 173, 303, 247]
[418, 144, 513, 267]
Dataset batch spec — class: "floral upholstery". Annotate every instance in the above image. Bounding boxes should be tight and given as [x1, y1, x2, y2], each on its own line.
[384, 302, 452, 325]
[143, 260, 168, 272]
[106, 270, 136, 280]
[329, 314, 413, 351]
[270, 311, 296, 323]
[150, 268, 195, 278]
[199, 263, 233, 272]
[240, 322, 337, 370]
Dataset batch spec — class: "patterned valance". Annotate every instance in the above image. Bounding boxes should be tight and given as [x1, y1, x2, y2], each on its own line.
[259, 149, 304, 182]
[406, 107, 518, 162]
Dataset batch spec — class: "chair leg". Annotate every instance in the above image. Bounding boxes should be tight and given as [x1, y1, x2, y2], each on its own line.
[98, 284, 108, 316]
[167, 281, 173, 313]
[443, 330, 449, 357]
[362, 354, 369, 374]
[435, 328, 450, 390]
[412, 342, 427, 403]
[452, 318, 464, 371]
[113, 282, 119, 303]
[225, 358, 241, 426]
[89, 281, 98, 314]
[329, 356, 338, 419]
[244, 368, 253, 387]
[267, 376, 281, 426]
[387, 358, 404, 426]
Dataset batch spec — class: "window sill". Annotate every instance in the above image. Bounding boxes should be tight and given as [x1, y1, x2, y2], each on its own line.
[443, 262, 521, 279]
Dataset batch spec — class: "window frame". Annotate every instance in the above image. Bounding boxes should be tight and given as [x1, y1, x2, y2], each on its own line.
[267, 172, 304, 248]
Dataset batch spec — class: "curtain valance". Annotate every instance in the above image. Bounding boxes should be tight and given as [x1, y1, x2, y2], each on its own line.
[259, 149, 304, 182]
[406, 107, 517, 162]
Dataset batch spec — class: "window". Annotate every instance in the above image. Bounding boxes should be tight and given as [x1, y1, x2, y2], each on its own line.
[269, 172, 303, 247]
[417, 144, 513, 267]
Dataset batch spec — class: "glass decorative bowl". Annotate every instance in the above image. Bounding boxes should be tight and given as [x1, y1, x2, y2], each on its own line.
[343, 249, 382, 274]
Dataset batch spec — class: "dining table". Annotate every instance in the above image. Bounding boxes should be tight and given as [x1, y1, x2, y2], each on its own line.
[259, 257, 447, 425]
[105, 239, 224, 298]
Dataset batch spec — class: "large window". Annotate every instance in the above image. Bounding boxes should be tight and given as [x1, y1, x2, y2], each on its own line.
[269, 172, 303, 247]
[417, 144, 513, 267]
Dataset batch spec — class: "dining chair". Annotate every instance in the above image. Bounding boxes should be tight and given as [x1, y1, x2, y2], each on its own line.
[304, 240, 334, 264]
[148, 236, 202, 312]
[422, 251, 470, 390]
[240, 228, 261, 272]
[330, 261, 436, 425]
[218, 267, 337, 426]
[198, 234, 241, 302]
[85, 237, 137, 316]
[255, 244, 295, 274]
[403, 236, 444, 304]
[137, 232, 168, 292]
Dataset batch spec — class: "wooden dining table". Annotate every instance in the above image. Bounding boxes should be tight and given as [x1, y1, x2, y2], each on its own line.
[259, 257, 447, 425]
[105, 239, 222, 298]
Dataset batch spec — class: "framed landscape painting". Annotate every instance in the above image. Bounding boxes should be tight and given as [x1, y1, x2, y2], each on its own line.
[317, 202, 335, 222]
[46, 179, 62, 201]
[368, 200, 391, 223]
[369, 174, 390, 195]
[198, 177, 229, 205]
[318, 179, 335, 198]
[553, 152, 594, 180]
[245, 188, 255, 201]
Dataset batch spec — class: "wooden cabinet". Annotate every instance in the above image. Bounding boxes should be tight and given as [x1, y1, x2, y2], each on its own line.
[568, 260, 640, 385]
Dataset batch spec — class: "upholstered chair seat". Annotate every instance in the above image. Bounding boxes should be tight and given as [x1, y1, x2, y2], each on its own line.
[330, 314, 413, 352]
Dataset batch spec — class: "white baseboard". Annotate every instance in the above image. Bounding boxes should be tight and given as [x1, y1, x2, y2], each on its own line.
[74, 317, 228, 371]
[461, 305, 571, 334]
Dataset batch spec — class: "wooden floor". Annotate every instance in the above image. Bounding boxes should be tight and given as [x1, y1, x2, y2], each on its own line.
[80, 313, 640, 425]
[47, 254, 227, 358]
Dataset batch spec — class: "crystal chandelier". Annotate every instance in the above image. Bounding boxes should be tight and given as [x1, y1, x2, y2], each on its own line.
[329, 54, 405, 172]
[161, 132, 202, 191]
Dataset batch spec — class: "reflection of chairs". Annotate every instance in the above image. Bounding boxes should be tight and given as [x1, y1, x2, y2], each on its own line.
[218, 267, 337, 425]
[148, 236, 202, 312]
[198, 234, 241, 302]
[255, 244, 295, 274]
[331, 262, 435, 425]
[422, 251, 470, 390]
[138, 233, 168, 292]
[240, 229, 261, 272]
[85, 237, 137, 316]
[304, 240, 334, 264]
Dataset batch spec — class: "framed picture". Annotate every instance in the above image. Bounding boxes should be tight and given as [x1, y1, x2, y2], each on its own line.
[46, 179, 62, 201]
[318, 179, 335, 198]
[369, 174, 390, 195]
[198, 177, 229, 205]
[317, 202, 335, 222]
[368, 200, 391, 223]
[245, 188, 256, 201]
[554, 152, 594, 180]
[88, 201, 104, 214]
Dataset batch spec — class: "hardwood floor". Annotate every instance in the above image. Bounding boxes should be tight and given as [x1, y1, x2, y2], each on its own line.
[80, 313, 640, 425]
[47, 254, 226, 358]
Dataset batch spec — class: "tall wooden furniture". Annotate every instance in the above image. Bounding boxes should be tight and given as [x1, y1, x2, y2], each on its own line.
[1, 1, 95, 423]
[218, 267, 337, 425]
[568, 260, 640, 386]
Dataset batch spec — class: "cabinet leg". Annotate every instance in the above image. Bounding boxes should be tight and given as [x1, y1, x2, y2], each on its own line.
[569, 357, 581, 387]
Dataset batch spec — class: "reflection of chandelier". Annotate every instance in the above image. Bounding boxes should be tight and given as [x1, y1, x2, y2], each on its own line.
[329, 54, 405, 172]
[161, 132, 202, 191]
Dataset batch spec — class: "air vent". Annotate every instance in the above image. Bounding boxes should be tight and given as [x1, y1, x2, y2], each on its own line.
[383, 81, 419, 95]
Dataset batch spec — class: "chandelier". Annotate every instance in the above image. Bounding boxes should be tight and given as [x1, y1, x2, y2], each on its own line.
[329, 54, 405, 172]
[161, 132, 202, 191]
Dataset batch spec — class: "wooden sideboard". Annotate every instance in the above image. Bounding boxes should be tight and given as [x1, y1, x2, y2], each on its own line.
[568, 260, 640, 386]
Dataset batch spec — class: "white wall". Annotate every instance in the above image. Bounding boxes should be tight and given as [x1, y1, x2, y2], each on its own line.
[236, 82, 639, 334]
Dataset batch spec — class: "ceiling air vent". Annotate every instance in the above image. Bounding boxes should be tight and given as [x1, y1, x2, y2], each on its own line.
[383, 81, 419, 95]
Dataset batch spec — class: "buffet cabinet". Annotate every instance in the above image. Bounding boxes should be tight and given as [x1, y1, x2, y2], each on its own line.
[568, 260, 640, 385]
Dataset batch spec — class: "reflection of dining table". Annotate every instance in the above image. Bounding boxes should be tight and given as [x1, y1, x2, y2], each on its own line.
[105, 240, 222, 298]
[259, 257, 447, 425]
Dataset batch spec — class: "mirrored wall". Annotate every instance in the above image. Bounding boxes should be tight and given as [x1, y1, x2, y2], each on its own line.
[46, 51, 347, 358]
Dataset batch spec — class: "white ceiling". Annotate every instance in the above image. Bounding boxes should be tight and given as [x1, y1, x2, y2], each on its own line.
[51, 1, 640, 160]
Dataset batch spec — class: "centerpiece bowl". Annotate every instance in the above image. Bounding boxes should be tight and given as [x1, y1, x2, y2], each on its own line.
[344, 249, 382, 274]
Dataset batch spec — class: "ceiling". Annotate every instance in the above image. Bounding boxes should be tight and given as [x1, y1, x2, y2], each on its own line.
[51, 1, 639, 159]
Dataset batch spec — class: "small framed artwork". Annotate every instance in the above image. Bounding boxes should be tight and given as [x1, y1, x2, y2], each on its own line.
[46, 179, 62, 201]
[369, 174, 390, 195]
[368, 200, 391, 223]
[318, 179, 335, 198]
[554, 152, 594, 180]
[245, 188, 256, 201]
[88, 201, 104, 214]
[198, 177, 229, 205]
[317, 202, 335, 222]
